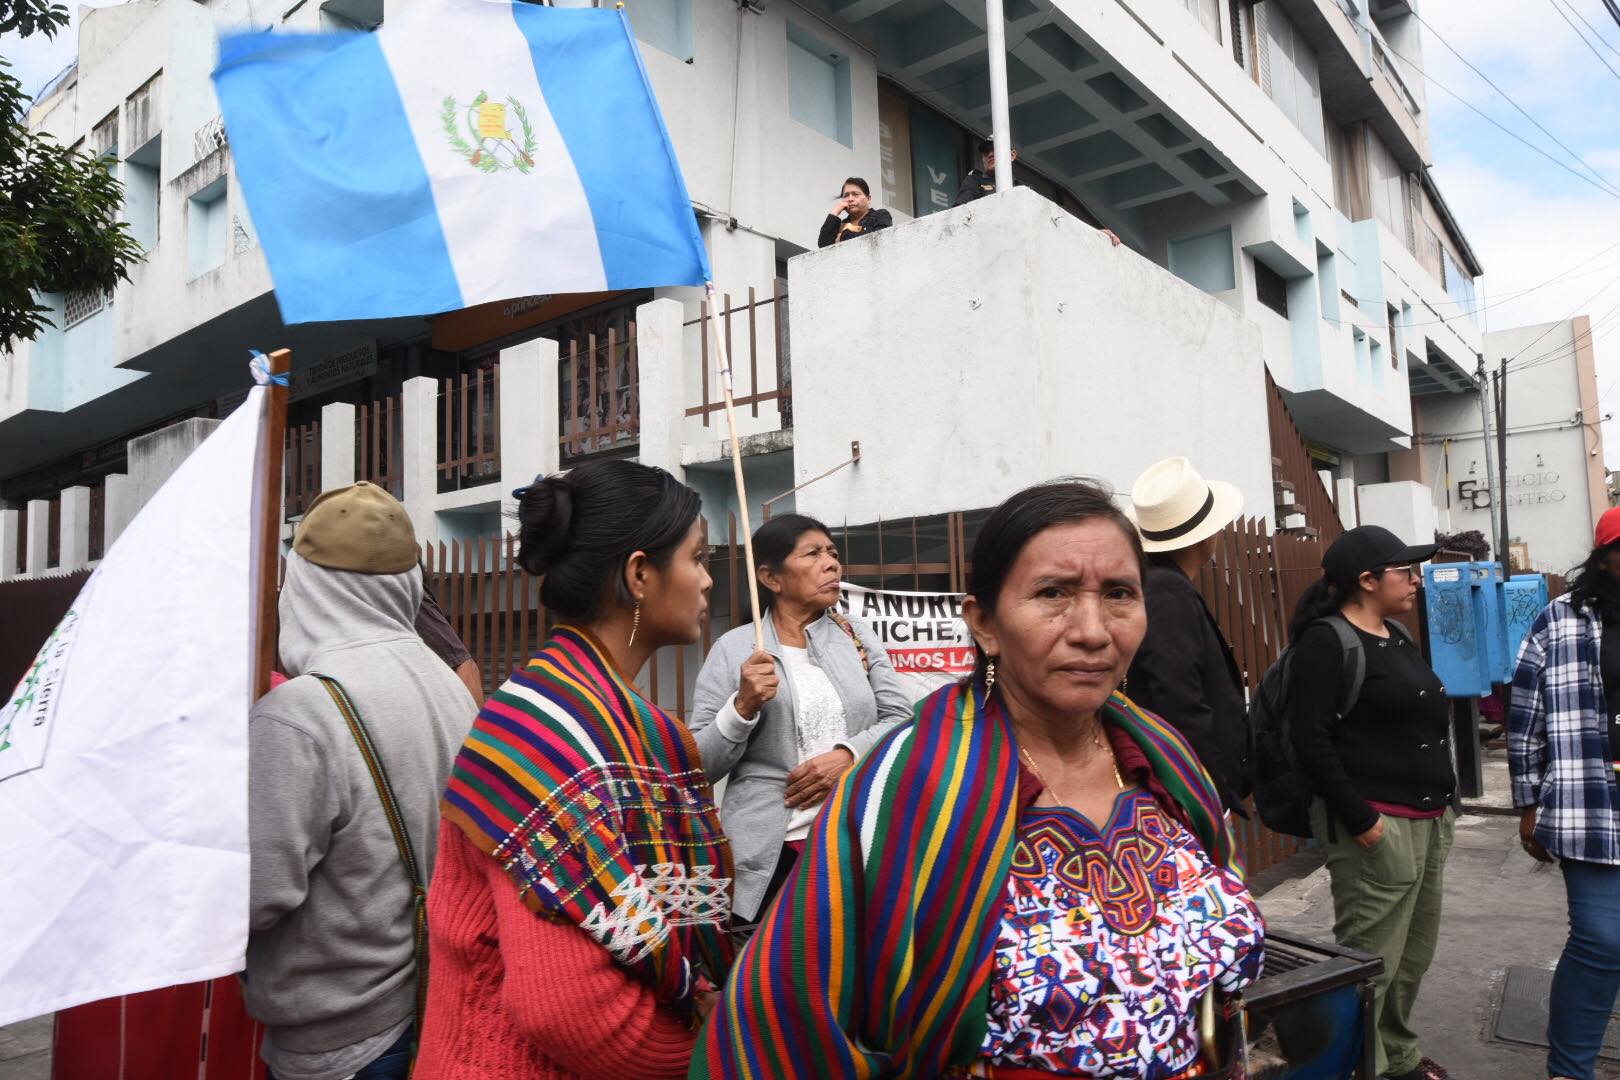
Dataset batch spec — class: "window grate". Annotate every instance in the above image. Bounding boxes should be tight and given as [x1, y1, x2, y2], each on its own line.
[63, 289, 110, 328]
[1255, 260, 1289, 318]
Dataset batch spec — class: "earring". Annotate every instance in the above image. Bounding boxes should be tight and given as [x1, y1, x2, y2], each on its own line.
[984, 657, 997, 694]
[628, 600, 642, 649]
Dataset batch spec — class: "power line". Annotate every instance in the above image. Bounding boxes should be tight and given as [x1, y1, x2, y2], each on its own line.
[1561, 0, 1620, 59]
[1546, 0, 1620, 86]
[1501, 272, 1620, 371]
[1404, 11, 1620, 199]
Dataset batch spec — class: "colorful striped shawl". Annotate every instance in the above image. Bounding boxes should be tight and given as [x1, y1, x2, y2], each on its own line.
[690, 681, 1233, 1079]
[442, 626, 734, 1017]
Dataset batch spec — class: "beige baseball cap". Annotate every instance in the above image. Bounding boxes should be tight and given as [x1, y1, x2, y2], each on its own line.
[292, 482, 418, 573]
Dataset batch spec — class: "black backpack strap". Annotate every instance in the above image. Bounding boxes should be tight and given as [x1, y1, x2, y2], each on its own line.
[1320, 614, 1366, 720]
[312, 674, 427, 1056]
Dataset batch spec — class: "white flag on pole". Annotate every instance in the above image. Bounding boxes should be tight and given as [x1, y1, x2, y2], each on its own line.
[0, 385, 266, 1025]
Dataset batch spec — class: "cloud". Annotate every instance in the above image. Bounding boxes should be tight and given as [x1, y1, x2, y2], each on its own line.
[2, 1, 125, 100]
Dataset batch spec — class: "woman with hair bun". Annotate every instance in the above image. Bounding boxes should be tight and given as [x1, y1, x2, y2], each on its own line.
[416, 459, 733, 1080]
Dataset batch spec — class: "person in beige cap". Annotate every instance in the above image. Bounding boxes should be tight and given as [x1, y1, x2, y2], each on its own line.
[244, 482, 475, 1080]
[1124, 457, 1248, 810]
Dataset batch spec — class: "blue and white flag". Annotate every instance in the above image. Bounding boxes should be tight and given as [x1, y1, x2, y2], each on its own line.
[213, 0, 710, 324]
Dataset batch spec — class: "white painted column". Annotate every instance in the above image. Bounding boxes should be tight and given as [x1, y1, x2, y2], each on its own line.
[58, 486, 92, 570]
[635, 298, 688, 481]
[497, 337, 560, 523]
[25, 498, 49, 575]
[103, 473, 134, 551]
[401, 375, 439, 545]
[320, 401, 357, 493]
[0, 508, 18, 580]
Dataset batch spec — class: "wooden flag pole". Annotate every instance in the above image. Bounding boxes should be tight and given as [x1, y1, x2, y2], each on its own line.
[252, 348, 291, 699]
[706, 283, 766, 652]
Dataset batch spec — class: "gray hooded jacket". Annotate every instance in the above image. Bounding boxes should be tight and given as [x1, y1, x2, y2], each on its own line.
[244, 551, 475, 1078]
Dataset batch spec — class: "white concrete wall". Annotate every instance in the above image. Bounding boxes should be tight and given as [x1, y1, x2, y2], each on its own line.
[789, 188, 1273, 526]
[1356, 480, 1436, 548]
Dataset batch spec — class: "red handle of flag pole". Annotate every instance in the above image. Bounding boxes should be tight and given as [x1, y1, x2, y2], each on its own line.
[706, 283, 766, 653]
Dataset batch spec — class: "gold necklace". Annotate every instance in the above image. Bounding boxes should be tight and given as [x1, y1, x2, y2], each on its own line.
[1017, 728, 1125, 801]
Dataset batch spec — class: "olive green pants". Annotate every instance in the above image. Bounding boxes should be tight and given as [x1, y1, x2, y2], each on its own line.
[1310, 801, 1456, 1078]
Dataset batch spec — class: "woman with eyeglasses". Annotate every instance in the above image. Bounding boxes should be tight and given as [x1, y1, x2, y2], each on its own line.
[1286, 525, 1452, 1080]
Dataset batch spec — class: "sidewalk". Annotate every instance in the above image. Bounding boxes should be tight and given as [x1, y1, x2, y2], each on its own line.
[0, 1017, 49, 1080]
[1259, 749, 1614, 1079]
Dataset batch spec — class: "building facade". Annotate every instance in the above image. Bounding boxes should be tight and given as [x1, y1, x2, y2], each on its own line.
[1, 0, 1491, 581]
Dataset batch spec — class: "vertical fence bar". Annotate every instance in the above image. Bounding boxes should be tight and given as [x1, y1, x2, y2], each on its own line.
[747, 287, 759, 418]
[699, 301, 712, 428]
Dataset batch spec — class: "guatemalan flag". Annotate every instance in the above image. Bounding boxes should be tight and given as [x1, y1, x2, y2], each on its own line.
[212, 0, 710, 324]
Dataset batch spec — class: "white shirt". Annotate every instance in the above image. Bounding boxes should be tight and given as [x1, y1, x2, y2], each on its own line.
[779, 645, 848, 841]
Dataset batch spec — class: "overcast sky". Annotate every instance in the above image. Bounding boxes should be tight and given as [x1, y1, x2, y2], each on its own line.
[6, 0, 1620, 459]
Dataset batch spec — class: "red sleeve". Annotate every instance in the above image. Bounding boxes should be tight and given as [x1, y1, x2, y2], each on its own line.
[481, 850, 698, 1079]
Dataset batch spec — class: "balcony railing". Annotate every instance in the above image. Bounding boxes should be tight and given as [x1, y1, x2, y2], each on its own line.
[559, 325, 639, 460]
[685, 282, 791, 430]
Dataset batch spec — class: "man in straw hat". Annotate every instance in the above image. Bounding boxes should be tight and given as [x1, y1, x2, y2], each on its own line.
[245, 482, 475, 1080]
[1125, 457, 1249, 810]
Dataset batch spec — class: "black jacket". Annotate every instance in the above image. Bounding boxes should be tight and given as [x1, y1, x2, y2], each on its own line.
[953, 169, 997, 206]
[817, 209, 893, 248]
[1127, 561, 1250, 810]
[1288, 620, 1453, 836]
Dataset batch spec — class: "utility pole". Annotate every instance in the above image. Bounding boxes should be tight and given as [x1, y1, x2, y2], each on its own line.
[1475, 356, 1500, 561]
[1494, 358, 1512, 569]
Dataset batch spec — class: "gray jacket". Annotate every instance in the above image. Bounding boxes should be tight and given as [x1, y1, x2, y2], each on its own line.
[245, 551, 476, 1078]
[690, 612, 911, 921]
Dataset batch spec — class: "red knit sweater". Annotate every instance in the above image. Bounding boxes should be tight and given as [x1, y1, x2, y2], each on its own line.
[414, 821, 698, 1079]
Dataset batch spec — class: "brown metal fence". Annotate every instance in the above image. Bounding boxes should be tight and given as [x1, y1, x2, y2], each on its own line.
[559, 325, 640, 460]
[357, 396, 402, 498]
[45, 495, 60, 569]
[13, 504, 24, 575]
[685, 283, 791, 429]
[1267, 371, 1344, 544]
[285, 420, 321, 520]
[439, 359, 501, 492]
[0, 569, 92, 691]
[88, 483, 106, 562]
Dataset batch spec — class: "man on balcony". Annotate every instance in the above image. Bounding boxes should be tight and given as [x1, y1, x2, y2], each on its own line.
[954, 138, 1122, 247]
[1124, 457, 1251, 811]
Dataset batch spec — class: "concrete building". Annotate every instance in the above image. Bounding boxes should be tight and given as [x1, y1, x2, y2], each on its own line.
[1378, 315, 1610, 575]
[1, 0, 1488, 582]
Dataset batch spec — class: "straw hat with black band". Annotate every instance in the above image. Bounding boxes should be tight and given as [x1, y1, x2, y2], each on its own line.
[1125, 457, 1244, 553]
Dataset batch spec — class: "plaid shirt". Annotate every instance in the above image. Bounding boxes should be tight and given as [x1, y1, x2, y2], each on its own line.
[1509, 595, 1620, 865]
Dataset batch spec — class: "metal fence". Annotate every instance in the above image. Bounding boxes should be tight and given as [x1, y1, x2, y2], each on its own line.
[685, 283, 791, 430]
[559, 325, 640, 460]
[88, 482, 106, 562]
[285, 420, 321, 520]
[358, 395, 402, 498]
[438, 360, 501, 492]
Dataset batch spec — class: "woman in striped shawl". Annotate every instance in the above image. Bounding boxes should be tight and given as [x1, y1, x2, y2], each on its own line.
[417, 460, 733, 1079]
[694, 478, 1264, 1080]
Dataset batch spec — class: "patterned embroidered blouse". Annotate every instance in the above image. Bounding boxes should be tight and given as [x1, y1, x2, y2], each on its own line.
[979, 787, 1264, 1078]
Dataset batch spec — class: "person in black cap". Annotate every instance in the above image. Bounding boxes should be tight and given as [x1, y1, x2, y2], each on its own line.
[1286, 525, 1453, 1080]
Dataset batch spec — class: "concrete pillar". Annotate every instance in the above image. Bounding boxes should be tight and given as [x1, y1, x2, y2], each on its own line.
[126, 418, 222, 520]
[401, 375, 439, 545]
[58, 486, 92, 570]
[25, 498, 49, 575]
[320, 401, 357, 493]
[103, 473, 134, 551]
[635, 298, 688, 481]
[0, 508, 18, 580]
[497, 337, 560, 524]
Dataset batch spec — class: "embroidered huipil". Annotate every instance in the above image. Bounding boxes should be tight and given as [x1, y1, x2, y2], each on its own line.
[979, 787, 1264, 1078]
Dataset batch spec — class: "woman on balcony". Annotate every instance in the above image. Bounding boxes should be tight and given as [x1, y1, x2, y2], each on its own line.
[1510, 508, 1620, 1080]
[692, 480, 1262, 1079]
[416, 459, 733, 1080]
[689, 513, 911, 931]
[817, 177, 892, 247]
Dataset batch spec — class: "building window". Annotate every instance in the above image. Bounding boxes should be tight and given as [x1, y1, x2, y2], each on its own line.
[623, 0, 693, 62]
[1259, 4, 1326, 156]
[125, 133, 161, 251]
[1387, 303, 1400, 368]
[188, 177, 229, 279]
[1255, 258, 1289, 317]
[1168, 227, 1236, 294]
[787, 23, 852, 147]
[1365, 129, 1409, 240]
[1441, 247, 1477, 314]
[1181, 0, 1221, 42]
[1232, 0, 1257, 75]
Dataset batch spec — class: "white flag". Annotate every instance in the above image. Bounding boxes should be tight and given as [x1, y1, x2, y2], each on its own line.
[0, 385, 266, 1025]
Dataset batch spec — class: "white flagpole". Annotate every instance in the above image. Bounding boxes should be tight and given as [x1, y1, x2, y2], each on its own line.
[706, 282, 767, 652]
[985, 0, 1013, 193]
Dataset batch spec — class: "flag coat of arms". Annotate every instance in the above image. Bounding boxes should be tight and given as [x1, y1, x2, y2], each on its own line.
[213, 0, 710, 324]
